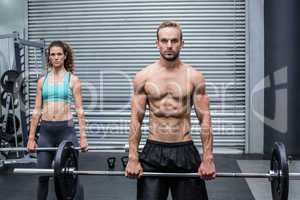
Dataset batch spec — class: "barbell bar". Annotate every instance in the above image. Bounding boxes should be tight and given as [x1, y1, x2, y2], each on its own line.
[11, 140, 294, 200]
[0, 146, 124, 152]
[13, 168, 300, 179]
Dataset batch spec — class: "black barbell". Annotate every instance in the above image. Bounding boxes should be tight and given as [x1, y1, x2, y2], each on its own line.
[13, 141, 300, 200]
[0, 146, 124, 152]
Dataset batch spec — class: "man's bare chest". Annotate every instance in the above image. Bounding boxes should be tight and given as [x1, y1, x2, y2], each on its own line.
[144, 77, 193, 99]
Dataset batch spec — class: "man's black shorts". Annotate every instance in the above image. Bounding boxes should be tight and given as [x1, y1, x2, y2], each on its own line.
[137, 139, 208, 200]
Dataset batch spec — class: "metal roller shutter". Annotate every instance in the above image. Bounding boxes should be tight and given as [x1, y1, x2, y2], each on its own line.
[27, 0, 246, 153]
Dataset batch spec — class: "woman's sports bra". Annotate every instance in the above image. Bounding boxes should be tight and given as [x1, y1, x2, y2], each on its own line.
[42, 72, 73, 103]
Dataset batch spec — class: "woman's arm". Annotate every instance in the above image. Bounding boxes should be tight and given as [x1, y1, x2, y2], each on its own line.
[27, 77, 43, 151]
[72, 75, 88, 151]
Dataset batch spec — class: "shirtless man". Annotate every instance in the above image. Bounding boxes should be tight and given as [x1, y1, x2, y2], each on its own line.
[125, 21, 216, 200]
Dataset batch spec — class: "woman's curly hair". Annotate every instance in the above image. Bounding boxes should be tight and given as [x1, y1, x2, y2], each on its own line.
[46, 40, 75, 73]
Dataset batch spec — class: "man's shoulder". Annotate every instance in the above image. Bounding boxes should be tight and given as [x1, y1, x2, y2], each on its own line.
[135, 63, 156, 79]
[185, 64, 204, 81]
[133, 63, 155, 86]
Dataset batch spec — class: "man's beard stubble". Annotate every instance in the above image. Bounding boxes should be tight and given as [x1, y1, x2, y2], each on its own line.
[160, 51, 180, 61]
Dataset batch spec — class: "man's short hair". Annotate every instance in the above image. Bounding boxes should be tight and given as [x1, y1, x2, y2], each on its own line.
[156, 21, 183, 40]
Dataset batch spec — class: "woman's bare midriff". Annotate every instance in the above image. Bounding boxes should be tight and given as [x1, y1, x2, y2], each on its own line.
[41, 102, 73, 121]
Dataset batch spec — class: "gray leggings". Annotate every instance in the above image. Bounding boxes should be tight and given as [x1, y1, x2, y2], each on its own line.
[37, 120, 79, 200]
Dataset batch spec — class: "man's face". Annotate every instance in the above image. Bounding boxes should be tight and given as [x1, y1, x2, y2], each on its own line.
[156, 27, 184, 61]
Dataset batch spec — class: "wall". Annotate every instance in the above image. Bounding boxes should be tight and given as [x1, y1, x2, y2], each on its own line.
[264, 0, 300, 155]
[247, 0, 265, 153]
[0, 0, 25, 34]
[0, 0, 25, 73]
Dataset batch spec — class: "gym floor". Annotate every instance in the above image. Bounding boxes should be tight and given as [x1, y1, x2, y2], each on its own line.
[0, 153, 299, 200]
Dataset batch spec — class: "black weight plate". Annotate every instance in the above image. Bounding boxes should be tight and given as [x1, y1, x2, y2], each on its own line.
[18, 77, 26, 105]
[54, 140, 79, 200]
[13, 75, 27, 104]
[1, 91, 18, 110]
[0, 70, 20, 93]
[270, 142, 289, 200]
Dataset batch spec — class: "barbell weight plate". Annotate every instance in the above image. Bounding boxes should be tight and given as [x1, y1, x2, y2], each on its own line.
[0, 70, 20, 93]
[54, 140, 79, 200]
[270, 142, 289, 200]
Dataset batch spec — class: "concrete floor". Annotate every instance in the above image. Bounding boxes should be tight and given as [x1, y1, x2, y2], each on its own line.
[238, 160, 300, 200]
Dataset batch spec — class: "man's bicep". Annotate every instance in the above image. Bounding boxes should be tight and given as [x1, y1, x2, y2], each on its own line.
[193, 72, 206, 96]
[194, 93, 210, 122]
[193, 75, 210, 124]
[131, 72, 147, 119]
[131, 92, 147, 121]
[193, 81, 210, 109]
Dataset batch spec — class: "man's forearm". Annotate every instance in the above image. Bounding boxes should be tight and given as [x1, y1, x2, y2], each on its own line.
[128, 121, 142, 161]
[201, 127, 214, 162]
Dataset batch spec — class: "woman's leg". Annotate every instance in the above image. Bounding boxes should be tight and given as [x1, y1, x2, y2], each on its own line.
[36, 123, 56, 200]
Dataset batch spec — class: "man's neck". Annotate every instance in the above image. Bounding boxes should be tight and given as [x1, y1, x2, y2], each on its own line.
[159, 57, 181, 70]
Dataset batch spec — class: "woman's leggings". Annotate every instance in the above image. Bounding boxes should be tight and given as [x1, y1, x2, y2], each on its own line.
[36, 120, 79, 200]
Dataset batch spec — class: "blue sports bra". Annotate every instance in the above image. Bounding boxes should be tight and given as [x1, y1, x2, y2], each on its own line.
[42, 72, 73, 103]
